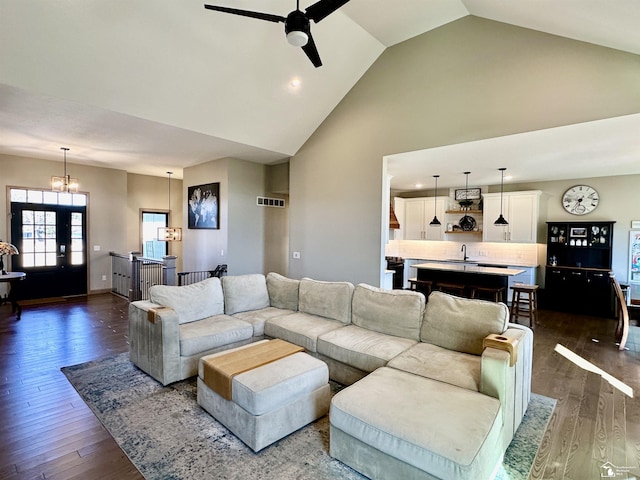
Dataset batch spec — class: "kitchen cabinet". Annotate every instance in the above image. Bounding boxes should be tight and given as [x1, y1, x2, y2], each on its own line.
[545, 266, 613, 316]
[482, 191, 542, 243]
[403, 197, 448, 240]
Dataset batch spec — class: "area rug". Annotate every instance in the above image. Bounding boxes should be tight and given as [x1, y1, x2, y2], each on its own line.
[62, 353, 555, 480]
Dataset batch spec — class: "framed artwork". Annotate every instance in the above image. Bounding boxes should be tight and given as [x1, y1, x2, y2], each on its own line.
[630, 231, 640, 284]
[188, 182, 219, 229]
[454, 188, 481, 201]
[569, 227, 587, 238]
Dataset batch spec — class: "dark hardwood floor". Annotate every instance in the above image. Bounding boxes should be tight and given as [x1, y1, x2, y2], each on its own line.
[0, 293, 639, 479]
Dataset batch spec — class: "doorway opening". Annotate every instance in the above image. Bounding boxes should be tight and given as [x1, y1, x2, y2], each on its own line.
[9, 188, 88, 300]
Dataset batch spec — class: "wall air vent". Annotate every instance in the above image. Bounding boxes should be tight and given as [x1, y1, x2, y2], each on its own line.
[257, 196, 286, 208]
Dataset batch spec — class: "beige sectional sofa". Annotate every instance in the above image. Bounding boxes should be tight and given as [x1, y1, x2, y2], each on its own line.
[128, 272, 533, 480]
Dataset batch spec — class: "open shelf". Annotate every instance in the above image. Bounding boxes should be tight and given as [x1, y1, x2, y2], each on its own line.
[445, 210, 483, 215]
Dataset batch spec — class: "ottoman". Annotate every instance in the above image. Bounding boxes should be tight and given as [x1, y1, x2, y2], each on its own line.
[197, 341, 330, 452]
[330, 367, 504, 480]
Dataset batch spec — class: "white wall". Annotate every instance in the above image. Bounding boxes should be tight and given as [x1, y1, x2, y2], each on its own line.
[288, 16, 640, 286]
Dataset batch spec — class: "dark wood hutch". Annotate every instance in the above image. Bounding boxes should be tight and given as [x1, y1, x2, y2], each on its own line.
[545, 221, 615, 317]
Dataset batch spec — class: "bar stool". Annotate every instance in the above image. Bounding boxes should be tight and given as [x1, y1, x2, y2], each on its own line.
[510, 284, 539, 329]
[408, 278, 433, 297]
[436, 282, 466, 297]
[469, 285, 505, 303]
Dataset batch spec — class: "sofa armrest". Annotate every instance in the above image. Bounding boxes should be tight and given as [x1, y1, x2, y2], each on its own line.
[129, 300, 181, 385]
[480, 327, 532, 449]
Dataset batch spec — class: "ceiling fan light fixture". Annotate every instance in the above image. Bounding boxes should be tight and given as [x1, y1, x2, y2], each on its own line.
[286, 30, 308, 47]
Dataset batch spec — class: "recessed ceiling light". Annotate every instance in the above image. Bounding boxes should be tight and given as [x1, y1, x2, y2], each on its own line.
[504, 175, 513, 181]
[290, 78, 301, 88]
[415, 183, 423, 189]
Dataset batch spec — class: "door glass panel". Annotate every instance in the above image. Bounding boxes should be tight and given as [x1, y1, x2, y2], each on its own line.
[20, 209, 57, 267]
[70, 212, 84, 265]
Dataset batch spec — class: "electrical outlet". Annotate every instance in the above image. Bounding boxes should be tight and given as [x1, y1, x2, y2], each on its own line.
[293, 251, 301, 259]
[101, 275, 107, 281]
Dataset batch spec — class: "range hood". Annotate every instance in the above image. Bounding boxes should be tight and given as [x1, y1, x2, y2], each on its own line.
[389, 204, 400, 229]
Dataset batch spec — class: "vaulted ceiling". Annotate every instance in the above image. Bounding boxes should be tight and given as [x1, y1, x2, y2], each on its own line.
[1, 0, 639, 182]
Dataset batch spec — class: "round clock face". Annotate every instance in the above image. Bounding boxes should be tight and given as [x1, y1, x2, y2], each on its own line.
[562, 185, 599, 215]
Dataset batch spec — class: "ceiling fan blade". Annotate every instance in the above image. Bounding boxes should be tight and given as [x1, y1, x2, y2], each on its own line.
[301, 31, 322, 68]
[203, 4, 286, 23]
[304, 0, 351, 23]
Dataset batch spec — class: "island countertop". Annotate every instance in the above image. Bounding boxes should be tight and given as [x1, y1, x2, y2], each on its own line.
[413, 262, 525, 276]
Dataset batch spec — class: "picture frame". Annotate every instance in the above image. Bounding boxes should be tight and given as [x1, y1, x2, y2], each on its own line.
[188, 182, 220, 229]
[569, 227, 587, 238]
[630, 230, 640, 284]
[454, 188, 481, 201]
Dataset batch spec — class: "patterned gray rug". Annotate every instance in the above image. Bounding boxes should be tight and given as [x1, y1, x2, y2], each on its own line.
[62, 353, 555, 480]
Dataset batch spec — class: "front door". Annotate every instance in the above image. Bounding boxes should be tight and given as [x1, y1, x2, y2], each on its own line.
[10, 201, 87, 300]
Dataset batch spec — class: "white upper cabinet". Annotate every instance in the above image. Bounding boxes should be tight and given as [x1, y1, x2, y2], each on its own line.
[403, 197, 447, 240]
[482, 191, 542, 243]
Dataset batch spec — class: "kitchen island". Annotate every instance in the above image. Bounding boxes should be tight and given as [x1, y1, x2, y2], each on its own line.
[413, 262, 525, 301]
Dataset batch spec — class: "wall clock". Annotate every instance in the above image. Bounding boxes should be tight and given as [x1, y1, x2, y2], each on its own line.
[455, 188, 481, 201]
[562, 185, 599, 215]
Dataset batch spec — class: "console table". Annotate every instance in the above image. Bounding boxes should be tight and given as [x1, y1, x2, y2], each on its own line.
[0, 272, 26, 319]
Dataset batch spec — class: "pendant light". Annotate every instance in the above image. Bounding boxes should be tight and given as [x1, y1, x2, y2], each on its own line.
[51, 147, 79, 193]
[158, 172, 183, 242]
[429, 175, 441, 226]
[494, 167, 509, 226]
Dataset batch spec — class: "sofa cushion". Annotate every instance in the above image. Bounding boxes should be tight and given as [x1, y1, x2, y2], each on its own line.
[330, 367, 503, 480]
[179, 314, 253, 356]
[317, 325, 417, 373]
[264, 312, 344, 352]
[222, 274, 270, 315]
[233, 307, 295, 336]
[266, 273, 300, 311]
[232, 352, 328, 416]
[298, 278, 354, 325]
[351, 284, 424, 341]
[149, 277, 224, 324]
[387, 342, 481, 391]
[421, 291, 508, 355]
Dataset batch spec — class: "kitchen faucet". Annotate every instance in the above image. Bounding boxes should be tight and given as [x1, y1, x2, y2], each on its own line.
[461, 244, 468, 261]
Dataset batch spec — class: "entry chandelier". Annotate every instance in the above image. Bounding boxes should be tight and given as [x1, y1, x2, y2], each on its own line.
[51, 147, 79, 193]
[0, 241, 19, 275]
[158, 172, 183, 242]
[494, 168, 509, 226]
[428, 175, 441, 226]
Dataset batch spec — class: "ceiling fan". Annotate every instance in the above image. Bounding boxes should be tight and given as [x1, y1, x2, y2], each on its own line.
[203, 0, 352, 68]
